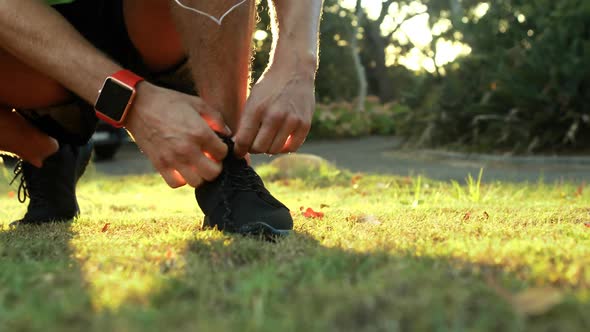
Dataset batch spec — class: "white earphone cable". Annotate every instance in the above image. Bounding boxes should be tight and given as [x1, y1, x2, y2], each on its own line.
[173, 0, 248, 26]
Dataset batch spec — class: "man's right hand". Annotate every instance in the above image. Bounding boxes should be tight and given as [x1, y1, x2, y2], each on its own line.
[125, 82, 230, 188]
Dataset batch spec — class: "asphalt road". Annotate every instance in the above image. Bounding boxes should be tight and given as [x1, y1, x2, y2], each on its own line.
[92, 137, 590, 183]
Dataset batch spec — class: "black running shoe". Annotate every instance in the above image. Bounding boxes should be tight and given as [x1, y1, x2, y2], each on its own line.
[195, 138, 293, 238]
[10, 142, 93, 226]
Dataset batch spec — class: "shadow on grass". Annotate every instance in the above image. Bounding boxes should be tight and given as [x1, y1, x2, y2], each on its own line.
[0, 225, 588, 331]
[114, 231, 589, 332]
[0, 223, 92, 331]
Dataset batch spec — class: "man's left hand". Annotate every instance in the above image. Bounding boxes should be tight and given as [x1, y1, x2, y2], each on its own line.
[234, 63, 315, 157]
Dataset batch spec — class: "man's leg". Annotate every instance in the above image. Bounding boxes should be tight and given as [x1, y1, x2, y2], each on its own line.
[123, 0, 290, 236]
[0, 48, 65, 164]
[145, 0, 290, 236]
[0, 109, 58, 167]
[0, 48, 90, 226]
[170, 0, 256, 130]
[124, 0, 255, 130]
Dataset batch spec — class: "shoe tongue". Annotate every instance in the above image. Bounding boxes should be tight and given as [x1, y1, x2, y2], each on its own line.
[221, 137, 249, 170]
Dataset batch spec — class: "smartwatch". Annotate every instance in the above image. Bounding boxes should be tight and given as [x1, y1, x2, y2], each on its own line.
[94, 70, 144, 128]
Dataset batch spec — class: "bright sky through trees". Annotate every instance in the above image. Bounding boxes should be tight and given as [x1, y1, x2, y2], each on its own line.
[340, 0, 490, 72]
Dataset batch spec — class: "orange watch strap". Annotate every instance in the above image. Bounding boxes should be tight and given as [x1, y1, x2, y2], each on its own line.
[111, 69, 144, 88]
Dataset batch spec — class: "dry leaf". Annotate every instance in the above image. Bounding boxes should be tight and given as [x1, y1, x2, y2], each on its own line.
[584, 222, 590, 228]
[161, 248, 176, 273]
[511, 287, 563, 316]
[165, 248, 174, 260]
[351, 175, 363, 185]
[462, 212, 471, 221]
[483, 211, 490, 220]
[302, 208, 324, 219]
[101, 223, 110, 233]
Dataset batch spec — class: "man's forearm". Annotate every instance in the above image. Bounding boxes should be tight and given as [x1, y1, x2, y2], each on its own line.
[268, 0, 323, 75]
[0, 0, 121, 104]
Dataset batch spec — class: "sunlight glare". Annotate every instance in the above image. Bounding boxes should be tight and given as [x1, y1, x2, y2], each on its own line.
[339, 0, 472, 72]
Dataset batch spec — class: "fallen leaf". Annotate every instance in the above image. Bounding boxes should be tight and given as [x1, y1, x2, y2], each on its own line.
[101, 223, 110, 233]
[402, 177, 413, 186]
[165, 248, 174, 260]
[584, 223, 590, 228]
[511, 287, 563, 316]
[463, 212, 471, 221]
[483, 211, 490, 220]
[303, 207, 324, 219]
[351, 174, 363, 185]
[7, 191, 15, 199]
[320, 204, 330, 209]
[299, 206, 305, 212]
[161, 248, 176, 273]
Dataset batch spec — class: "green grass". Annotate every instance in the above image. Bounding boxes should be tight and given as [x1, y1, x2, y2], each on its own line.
[0, 162, 589, 332]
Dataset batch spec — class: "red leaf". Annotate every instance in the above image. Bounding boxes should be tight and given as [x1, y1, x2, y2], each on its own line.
[351, 175, 363, 185]
[101, 223, 110, 232]
[483, 211, 490, 220]
[166, 248, 174, 260]
[584, 223, 590, 228]
[462, 212, 471, 221]
[303, 207, 324, 219]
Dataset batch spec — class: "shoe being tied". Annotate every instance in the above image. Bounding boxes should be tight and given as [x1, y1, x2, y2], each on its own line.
[195, 138, 293, 238]
[10, 142, 93, 226]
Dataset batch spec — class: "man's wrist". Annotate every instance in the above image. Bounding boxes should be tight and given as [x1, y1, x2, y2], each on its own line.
[271, 45, 318, 79]
[94, 70, 144, 128]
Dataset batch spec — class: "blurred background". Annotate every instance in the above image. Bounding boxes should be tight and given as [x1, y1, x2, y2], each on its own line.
[7, 0, 590, 182]
[249, 0, 589, 154]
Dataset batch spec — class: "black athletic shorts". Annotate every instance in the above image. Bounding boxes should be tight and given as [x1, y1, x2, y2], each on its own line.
[53, 0, 145, 73]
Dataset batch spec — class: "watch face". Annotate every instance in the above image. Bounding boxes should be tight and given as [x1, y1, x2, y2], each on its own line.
[95, 78, 134, 122]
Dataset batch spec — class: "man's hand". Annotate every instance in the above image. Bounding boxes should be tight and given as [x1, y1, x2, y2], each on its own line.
[125, 82, 230, 188]
[233, 0, 322, 157]
[234, 63, 316, 157]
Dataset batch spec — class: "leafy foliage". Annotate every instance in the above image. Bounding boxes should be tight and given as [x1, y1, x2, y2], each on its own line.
[394, 0, 590, 152]
[253, 0, 590, 152]
[310, 97, 408, 139]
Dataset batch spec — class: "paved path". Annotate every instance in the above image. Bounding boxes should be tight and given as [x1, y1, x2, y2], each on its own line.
[94, 137, 590, 183]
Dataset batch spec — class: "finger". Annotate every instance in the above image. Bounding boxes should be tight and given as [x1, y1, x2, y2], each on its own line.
[251, 111, 285, 154]
[175, 164, 204, 188]
[234, 102, 263, 157]
[187, 151, 223, 182]
[282, 123, 311, 153]
[192, 99, 232, 136]
[198, 125, 229, 162]
[160, 169, 187, 188]
[268, 116, 299, 154]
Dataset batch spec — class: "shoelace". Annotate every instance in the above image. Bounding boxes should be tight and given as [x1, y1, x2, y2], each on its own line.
[9, 160, 29, 203]
[219, 162, 265, 228]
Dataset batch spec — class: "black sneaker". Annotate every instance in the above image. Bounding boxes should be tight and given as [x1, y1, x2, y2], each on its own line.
[9, 142, 93, 226]
[195, 138, 293, 238]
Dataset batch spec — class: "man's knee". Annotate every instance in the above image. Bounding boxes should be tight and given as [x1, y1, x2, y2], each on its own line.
[0, 50, 70, 109]
[0, 75, 70, 109]
[123, 0, 185, 72]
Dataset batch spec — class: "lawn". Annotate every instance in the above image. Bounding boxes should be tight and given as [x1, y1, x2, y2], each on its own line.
[0, 160, 589, 331]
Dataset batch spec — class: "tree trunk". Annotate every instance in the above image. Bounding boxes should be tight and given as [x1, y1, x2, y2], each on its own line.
[351, 0, 368, 112]
[364, 20, 395, 102]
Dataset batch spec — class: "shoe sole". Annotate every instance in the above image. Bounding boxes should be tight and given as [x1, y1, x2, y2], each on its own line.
[204, 217, 291, 240]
